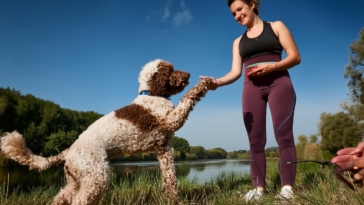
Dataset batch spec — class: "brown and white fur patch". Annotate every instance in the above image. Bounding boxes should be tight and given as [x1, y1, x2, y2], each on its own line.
[0, 59, 211, 205]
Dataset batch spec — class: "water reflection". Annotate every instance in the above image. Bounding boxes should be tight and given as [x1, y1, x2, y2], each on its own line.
[0, 166, 65, 192]
[187, 160, 250, 183]
[0, 159, 250, 192]
[188, 160, 227, 172]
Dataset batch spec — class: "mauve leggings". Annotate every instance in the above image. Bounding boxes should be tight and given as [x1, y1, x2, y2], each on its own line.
[242, 69, 297, 188]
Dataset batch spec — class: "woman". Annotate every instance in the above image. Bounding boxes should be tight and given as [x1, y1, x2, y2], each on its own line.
[200, 0, 300, 201]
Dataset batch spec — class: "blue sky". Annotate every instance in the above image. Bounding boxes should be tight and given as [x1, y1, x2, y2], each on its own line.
[1, 0, 363, 151]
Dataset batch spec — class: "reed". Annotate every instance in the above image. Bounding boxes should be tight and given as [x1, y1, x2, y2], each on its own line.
[1, 161, 364, 205]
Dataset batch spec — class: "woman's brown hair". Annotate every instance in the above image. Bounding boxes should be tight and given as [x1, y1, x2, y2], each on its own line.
[227, 0, 260, 15]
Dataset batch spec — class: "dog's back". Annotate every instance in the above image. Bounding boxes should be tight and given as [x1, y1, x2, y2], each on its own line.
[72, 94, 175, 158]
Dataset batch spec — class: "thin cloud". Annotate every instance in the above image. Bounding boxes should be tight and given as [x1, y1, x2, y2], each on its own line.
[173, 9, 192, 26]
[162, 0, 172, 22]
[180, 0, 187, 10]
[146, 0, 193, 37]
[172, 0, 192, 26]
[160, 0, 192, 26]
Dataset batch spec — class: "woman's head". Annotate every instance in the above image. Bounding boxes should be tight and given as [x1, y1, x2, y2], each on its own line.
[227, 0, 260, 15]
[228, 0, 260, 26]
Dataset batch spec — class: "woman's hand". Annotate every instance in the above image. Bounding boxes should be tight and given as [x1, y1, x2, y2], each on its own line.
[199, 76, 218, 90]
[332, 142, 364, 167]
[248, 63, 276, 77]
[332, 142, 364, 184]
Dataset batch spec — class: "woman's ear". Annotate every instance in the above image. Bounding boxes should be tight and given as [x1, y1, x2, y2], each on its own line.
[250, 1, 255, 10]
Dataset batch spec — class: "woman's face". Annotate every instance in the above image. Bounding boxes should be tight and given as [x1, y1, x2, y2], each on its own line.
[230, 0, 255, 26]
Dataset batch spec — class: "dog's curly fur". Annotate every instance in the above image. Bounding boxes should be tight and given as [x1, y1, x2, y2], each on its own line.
[0, 59, 211, 205]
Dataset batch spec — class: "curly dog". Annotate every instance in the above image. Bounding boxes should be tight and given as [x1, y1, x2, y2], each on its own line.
[1, 59, 211, 205]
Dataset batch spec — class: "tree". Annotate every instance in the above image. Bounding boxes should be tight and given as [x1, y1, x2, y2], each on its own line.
[0, 96, 7, 116]
[296, 135, 308, 160]
[344, 28, 364, 103]
[265, 147, 278, 152]
[227, 150, 249, 159]
[190, 146, 206, 159]
[309, 134, 318, 144]
[341, 101, 364, 141]
[227, 151, 239, 159]
[265, 147, 279, 158]
[44, 130, 79, 155]
[0, 88, 20, 131]
[304, 143, 322, 160]
[319, 112, 361, 155]
[172, 136, 190, 160]
[205, 148, 227, 159]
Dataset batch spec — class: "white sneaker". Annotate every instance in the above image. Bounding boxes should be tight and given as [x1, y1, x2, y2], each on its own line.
[277, 186, 294, 199]
[244, 189, 263, 202]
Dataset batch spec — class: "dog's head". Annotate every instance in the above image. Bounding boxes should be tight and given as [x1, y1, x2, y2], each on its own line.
[138, 59, 190, 98]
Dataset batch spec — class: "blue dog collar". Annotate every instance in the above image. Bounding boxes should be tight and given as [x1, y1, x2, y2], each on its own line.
[140, 90, 150, 95]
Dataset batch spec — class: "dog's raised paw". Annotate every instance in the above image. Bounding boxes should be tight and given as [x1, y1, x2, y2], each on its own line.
[200, 78, 212, 85]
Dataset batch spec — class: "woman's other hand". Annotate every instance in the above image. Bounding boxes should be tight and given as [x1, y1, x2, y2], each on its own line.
[248, 63, 276, 76]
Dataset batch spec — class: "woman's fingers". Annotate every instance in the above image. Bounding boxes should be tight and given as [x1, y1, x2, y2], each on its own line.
[336, 148, 356, 156]
[332, 155, 358, 164]
[352, 169, 364, 182]
[249, 65, 269, 76]
[341, 157, 364, 171]
[355, 142, 364, 154]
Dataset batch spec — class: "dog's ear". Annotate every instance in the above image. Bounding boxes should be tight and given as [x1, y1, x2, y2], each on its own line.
[158, 61, 174, 71]
[149, 61, 174, 96]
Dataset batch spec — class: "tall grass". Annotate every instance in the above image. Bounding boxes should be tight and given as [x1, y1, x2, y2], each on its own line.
[1, 161, 364, 205]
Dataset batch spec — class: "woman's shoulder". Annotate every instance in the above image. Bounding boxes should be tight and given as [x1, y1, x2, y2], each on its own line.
[267, 21, 288, 36]
[234, 35, 243, 42]
[233, 35, 243, 45]
[268, 21, 287, 29]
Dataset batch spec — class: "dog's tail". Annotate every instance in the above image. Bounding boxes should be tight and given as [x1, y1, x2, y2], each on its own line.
[0, 131, 67, 172]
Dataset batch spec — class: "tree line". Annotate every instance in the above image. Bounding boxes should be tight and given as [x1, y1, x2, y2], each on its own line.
[0, 87, 103, 156]
[111, 139, 231, 162]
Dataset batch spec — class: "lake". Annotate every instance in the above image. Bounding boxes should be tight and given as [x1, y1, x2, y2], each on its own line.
[0, 159, 250, 192]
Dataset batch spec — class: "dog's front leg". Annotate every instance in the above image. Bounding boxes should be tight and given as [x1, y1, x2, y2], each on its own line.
[155, 139, 179, 202]
[159, 78, 211, 132]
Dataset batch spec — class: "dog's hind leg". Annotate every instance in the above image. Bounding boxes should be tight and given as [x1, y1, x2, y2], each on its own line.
[156, 140, 179, 202]
[72, 160, 109, 205]
[51, 164, 78, 205]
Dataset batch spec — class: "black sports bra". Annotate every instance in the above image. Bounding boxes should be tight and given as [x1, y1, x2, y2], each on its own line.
[239, 21, 283, 62]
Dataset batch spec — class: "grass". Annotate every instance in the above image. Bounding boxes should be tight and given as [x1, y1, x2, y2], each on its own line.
[1, 161, 364, 205]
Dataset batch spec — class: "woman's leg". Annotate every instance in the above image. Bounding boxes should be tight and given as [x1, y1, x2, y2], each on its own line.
[243, 82, 267, 188]
[268, 76, 297, 187]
